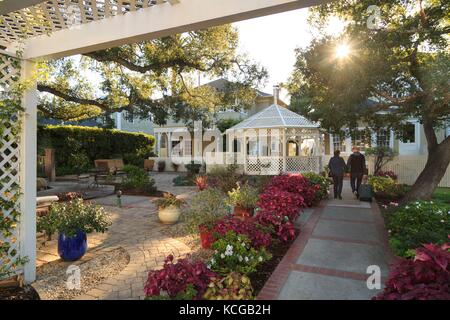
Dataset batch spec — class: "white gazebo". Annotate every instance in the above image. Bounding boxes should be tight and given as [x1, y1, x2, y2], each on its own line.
[227, 104, 322, 175]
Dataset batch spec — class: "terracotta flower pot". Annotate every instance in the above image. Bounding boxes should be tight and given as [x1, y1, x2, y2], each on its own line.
[158, 205, 181, 224]
[233, 205, 254, 221]
[199, 225, 214, 249]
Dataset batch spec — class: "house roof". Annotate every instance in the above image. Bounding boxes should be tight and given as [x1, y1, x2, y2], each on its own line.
[228, 104, 319, 130]
[203, 78, 273, 98]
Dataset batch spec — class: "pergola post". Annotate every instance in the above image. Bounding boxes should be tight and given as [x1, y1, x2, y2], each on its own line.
[19, 59, 37, 283]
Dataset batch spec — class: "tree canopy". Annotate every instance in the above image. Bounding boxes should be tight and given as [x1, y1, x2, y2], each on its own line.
[37, 25, 268, 126]
[288, 0, 449, 200]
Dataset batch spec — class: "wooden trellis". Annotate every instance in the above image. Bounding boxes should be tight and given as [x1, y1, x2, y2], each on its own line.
[0, 53, 22, 279]
[0, 0, 179, 44]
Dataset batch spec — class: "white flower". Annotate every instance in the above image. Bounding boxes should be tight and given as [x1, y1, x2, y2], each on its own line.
[220, 253, 225, 259]
[226, 244, 233, 252]
[210, 258, 216, 265]
[244, 256, 249, 262]
[241, 242, 246, 248]
[238, 255, 243, 262]
[206, 264, 211, 269]
[258, 256, 263, 262]
[441, 220, 445, 223]
[405, 206, 409, 209]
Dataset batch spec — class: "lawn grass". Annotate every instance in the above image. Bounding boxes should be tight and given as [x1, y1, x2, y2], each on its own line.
[431, 187, 450, 204]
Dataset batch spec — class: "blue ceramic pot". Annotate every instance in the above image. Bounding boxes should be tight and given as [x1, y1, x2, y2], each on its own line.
[58, 230, 88, 261]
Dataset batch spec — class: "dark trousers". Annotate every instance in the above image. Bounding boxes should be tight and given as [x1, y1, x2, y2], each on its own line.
[350, 173, 364, 193]
[332, 175, 344, 198]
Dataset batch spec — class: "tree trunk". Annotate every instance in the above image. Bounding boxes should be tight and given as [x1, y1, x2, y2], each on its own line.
[402, 136, 450, 203]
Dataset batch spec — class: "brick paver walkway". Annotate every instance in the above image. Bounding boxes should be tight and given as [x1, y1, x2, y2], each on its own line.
[258, 182, 394, 300]
[34, 173, 197, 300]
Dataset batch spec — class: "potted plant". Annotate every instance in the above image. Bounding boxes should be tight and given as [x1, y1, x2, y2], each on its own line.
[153, 193, 185, 224]
[157, 160, 166, 172]
[48, 198, 111, 261]
[184, 188, 230, 249]
[171, 162, 179, 172]
[227, 183, 259, 220]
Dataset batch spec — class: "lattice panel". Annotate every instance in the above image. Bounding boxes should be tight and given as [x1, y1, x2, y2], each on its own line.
[246, 156, 283, 175]
[286, 156, 320, 173]
[0, 53, 22, 278]
[0, 0, 179, 44]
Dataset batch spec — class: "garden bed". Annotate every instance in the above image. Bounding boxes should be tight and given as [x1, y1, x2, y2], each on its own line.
[0, 284, 41, 300]
[249, 237, 296, 295]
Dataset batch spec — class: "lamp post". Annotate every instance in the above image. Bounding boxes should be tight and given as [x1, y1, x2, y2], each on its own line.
[116, 190, 123, 208]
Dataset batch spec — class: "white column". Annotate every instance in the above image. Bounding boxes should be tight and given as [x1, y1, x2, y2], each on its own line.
[243, 132, 247, 174]
[282, 129, 287, 172]
[167, 131, 172, 159]
[19, 60, 37, 284]
[156, 133, 161, 156]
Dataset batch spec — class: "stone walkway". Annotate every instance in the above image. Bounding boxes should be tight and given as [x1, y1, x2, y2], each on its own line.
[258, 182, 393, 300]
[34, 173, 197, 300]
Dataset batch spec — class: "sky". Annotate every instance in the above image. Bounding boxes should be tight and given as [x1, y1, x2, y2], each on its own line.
[232, 8, 313, 102]
[229, 8, 345, 103]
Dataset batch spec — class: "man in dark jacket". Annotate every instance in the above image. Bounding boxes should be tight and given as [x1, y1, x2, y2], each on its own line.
[328, 150, 346, 199]
[347, 146, 367, 197]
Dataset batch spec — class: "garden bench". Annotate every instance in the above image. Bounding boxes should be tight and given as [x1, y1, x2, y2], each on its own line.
[36, 196, 59, 217]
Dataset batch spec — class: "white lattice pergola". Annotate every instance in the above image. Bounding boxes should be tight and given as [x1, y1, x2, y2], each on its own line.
[227, 104, 321, 175]
[0, 0, 330, 283]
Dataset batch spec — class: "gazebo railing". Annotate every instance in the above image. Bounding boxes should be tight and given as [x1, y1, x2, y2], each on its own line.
[245, 155, 321, 175]
[285, 156, 321, 173]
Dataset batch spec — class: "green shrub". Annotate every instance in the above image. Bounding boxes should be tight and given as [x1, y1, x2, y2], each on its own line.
[184, 188, 230, 233]
[173, 175, 195, 186]
[227, 183, 259, 209]
[207, 165, 242, 193]
[386, 200, 450, 258]
[208, 231, 272, 275]
[368, 176, 407, 200]
[303, 172, 331, 203]
[120, 165, 156, 194]
[38, 198, 111, 238]
[37, 125, 155, 175]
[185, 161, 202, 176]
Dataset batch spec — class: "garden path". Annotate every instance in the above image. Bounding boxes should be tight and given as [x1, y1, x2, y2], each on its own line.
[34, 173, 197, 300]
[258, 182, 394, 300]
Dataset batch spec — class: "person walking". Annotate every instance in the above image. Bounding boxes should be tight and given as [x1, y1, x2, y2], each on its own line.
[328, 150, 346, 199]
[347, 146, 367, 197]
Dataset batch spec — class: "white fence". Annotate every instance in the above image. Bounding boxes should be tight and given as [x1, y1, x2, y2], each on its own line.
[366, 156, 450, 187]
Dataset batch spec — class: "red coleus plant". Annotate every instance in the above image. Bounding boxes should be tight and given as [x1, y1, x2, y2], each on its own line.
[144, 255, 219, 300]
[374, 241, 450, 300]
[265, 174, 317, 207]
[212, 216, 272, 249]
[254, 209, 297, 243]
[257, 188, 304, 222]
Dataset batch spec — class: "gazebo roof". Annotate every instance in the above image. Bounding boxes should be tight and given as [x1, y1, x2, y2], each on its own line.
[229, 104, 319, 130]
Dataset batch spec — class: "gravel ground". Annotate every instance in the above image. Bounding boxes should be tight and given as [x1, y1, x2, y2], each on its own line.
[33, 247, 129, 300]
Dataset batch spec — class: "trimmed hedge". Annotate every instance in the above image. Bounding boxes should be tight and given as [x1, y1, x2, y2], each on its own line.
[38, 125, 155, 175]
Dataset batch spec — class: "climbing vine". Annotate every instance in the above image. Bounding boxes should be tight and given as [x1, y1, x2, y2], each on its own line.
[0, 53, 27, 280]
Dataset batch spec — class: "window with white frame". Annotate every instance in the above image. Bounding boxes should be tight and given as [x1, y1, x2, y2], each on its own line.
[351, 130, 371, 152]
[401, 123, 416, 143]
[333, 135, 347, 153]
[376, 129, 390, 147]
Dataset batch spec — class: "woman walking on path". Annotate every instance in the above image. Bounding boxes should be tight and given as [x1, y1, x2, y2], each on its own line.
[328, 150, 347, 199]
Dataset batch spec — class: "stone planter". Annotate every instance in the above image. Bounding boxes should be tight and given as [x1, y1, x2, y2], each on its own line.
[158, 205, 181, 224]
